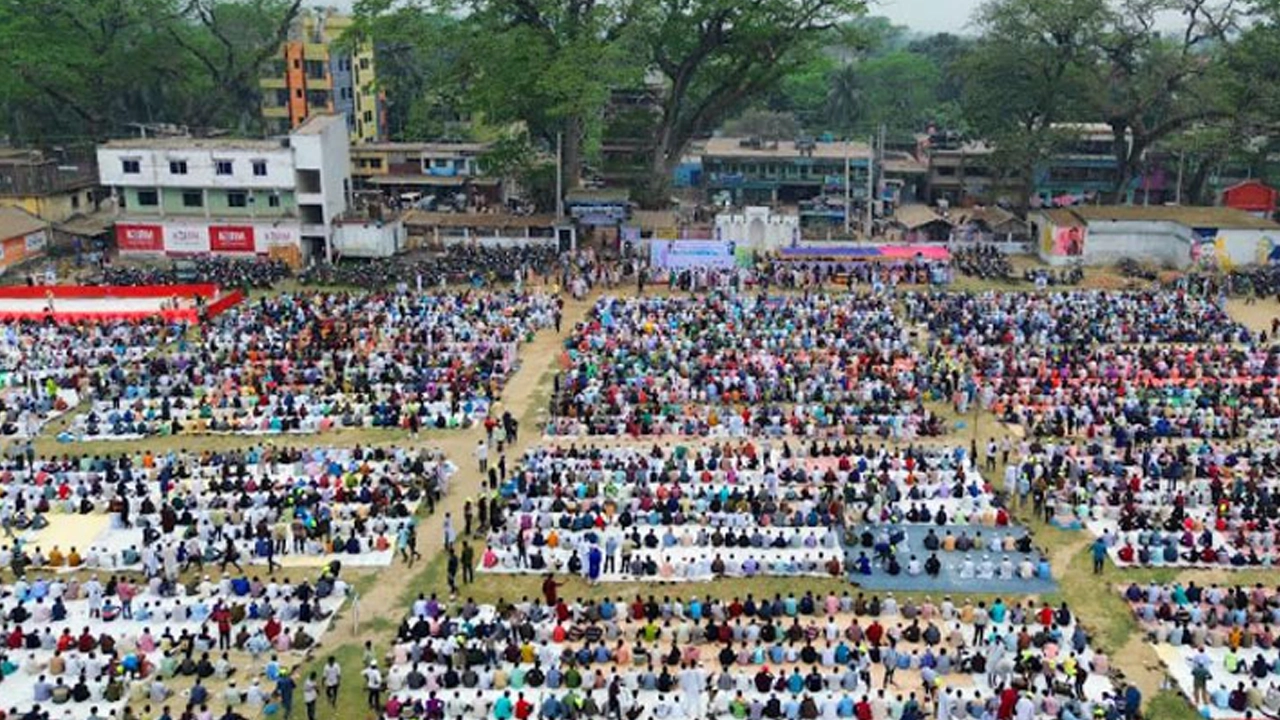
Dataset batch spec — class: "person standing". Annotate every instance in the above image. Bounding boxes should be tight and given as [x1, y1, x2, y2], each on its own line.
[475, 440, 489, 474]
[303, 672, 318, 720]
[363, 662, 383, 712]
[1091, 537, 1107, 575]
[447, 549, 460, 596]
[322, 656, 341, 708]
[461, 542, 475, 584]
[275, 669, 296, 720]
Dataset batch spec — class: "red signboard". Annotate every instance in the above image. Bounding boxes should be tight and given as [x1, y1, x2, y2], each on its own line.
[209, 225, 256, 253]
[115, 224, 163, 252]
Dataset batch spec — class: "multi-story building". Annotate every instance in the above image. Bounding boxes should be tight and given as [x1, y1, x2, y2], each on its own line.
[700, 137, 925, 233]
[98, 113, 352, 263]
[259, 9, 384, 143]
[349, 142, 502, 207]
[0, 147, 99, 223]
[920, 124, 1127, 206]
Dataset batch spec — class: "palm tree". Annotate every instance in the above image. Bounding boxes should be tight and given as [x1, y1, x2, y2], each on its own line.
[824, 63, 861, 134]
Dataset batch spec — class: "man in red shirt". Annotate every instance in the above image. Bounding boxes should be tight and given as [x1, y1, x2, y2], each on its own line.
[514, 692, 534, 719]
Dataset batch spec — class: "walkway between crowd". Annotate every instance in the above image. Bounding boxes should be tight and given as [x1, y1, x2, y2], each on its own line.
[307, 291, 597, 694]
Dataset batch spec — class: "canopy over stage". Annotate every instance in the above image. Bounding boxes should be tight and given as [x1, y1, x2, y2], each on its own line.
[0, 284, 243, 323]
[777, 244, 951, 261]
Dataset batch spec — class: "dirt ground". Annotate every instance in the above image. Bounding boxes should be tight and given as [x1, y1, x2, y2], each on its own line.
[42, 268, 1268, 720]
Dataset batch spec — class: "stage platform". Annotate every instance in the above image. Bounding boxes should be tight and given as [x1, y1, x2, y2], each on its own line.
[0, 284, 243, 323]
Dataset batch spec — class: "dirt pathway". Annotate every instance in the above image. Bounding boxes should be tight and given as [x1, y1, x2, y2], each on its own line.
[315, 290, 594, 653]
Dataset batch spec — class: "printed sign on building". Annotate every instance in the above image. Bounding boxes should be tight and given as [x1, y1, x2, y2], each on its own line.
[24, 231, 47, 253]
[164, 224, 210, 255]
[209, 225, 256, 253]
[115, 224, 164, 252]
[259, 225, 300, 249]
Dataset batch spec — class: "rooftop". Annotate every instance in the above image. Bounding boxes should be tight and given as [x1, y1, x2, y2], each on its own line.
[101, 137, 284, 152]
[293, 113, 346, 136]
[703, 137, 872, 160]
[1071, 205, 1280, 229]
[352, 142, 490, 154]
[403, 210, 558, 229]
[0, 207, 47, 240]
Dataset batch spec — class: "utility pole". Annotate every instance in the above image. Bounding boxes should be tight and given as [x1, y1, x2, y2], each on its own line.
[864, 135, 874, 239]
[1175, 151, 1185, 205]
[843, 141, 852, 235]
[555, 132, 564, 221]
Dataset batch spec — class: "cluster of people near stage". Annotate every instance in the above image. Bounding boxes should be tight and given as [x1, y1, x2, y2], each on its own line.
[751, 259, 952, 291]
[369, 590, 1120, 720]
[0, 567, 350, 718]
[902, 290, 1253, 346]
[1, 444, 451, 576]
[101, 258, 292, 290]
[1075, 440, 1280, 569]
[298, 245, 563, 289]
[548, 293, 945, 440]
[1122, 581, 1280, 718]
[64, 290, 556, 439]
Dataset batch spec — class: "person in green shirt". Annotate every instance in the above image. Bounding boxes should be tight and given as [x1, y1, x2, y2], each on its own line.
[493, 690, 514, 719]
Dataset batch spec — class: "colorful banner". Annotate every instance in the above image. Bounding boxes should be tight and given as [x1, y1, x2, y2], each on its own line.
[1053, 226, 1085, 256]
[24, 231, 47, 254]
[209, 225, 256, 253]
[649, 239, 737, 269]
[115, 224, 164, 252]
[259, 225, 299, 249]
[163, 224, 209, 255]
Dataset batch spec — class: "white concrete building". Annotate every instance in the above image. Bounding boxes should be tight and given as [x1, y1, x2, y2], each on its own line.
[1032, 206, 1280, 269]
[98, 114, 351, 262]
[714, 206, 800, 251]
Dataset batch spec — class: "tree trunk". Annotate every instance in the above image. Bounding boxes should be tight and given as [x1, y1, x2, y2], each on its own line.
[562, 114, 583, 191]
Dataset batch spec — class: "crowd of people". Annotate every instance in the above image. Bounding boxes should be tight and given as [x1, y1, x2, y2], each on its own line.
[0, 564, 350, 719]
[0, 319, 181, 441]
[298, 246, 563, 289]
[100, 259, 292, 290]
[947, 343, 1280, 441]
[951, 247, 1013, 283]
[0, 444, 452, 576]
[902, 290, 1254, 346]
[366, 590, 1123, 720]
[1075, 441, 1280, 568]
[547, 294, 945, 440]
[1123, 581, 1280, 718]
[63, 290, 556, 439]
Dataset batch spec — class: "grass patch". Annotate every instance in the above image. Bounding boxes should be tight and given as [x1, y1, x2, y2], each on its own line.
[1145, 688, 1202, 720]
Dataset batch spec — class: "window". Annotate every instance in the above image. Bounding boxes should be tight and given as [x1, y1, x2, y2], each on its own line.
[268, 194, 281, 208]
[121, 159, 140, 174]
[295, 88, 303, 99]
[215, 160, 233, 176]
[305, 60, 326, 80]
[369, 158, 382, 170]
[363, 110, 373, 123]
[182, 191, 203, 208]
[136, 189, 159, 206]
[227, 191, 248, 208]
[169, 160, 188, 175]
[292, 58, 301, 69]
[71, 194, 80, 210]
[252, 160, 268, 177]
[359, 57, 370, 70]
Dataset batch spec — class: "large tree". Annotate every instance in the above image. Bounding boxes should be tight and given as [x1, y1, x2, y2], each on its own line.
[644, 0, 865, 199]
[1088, 0, 1241, 201]
[958, 0, 1108, 207]
[0, 0, 303, 141]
